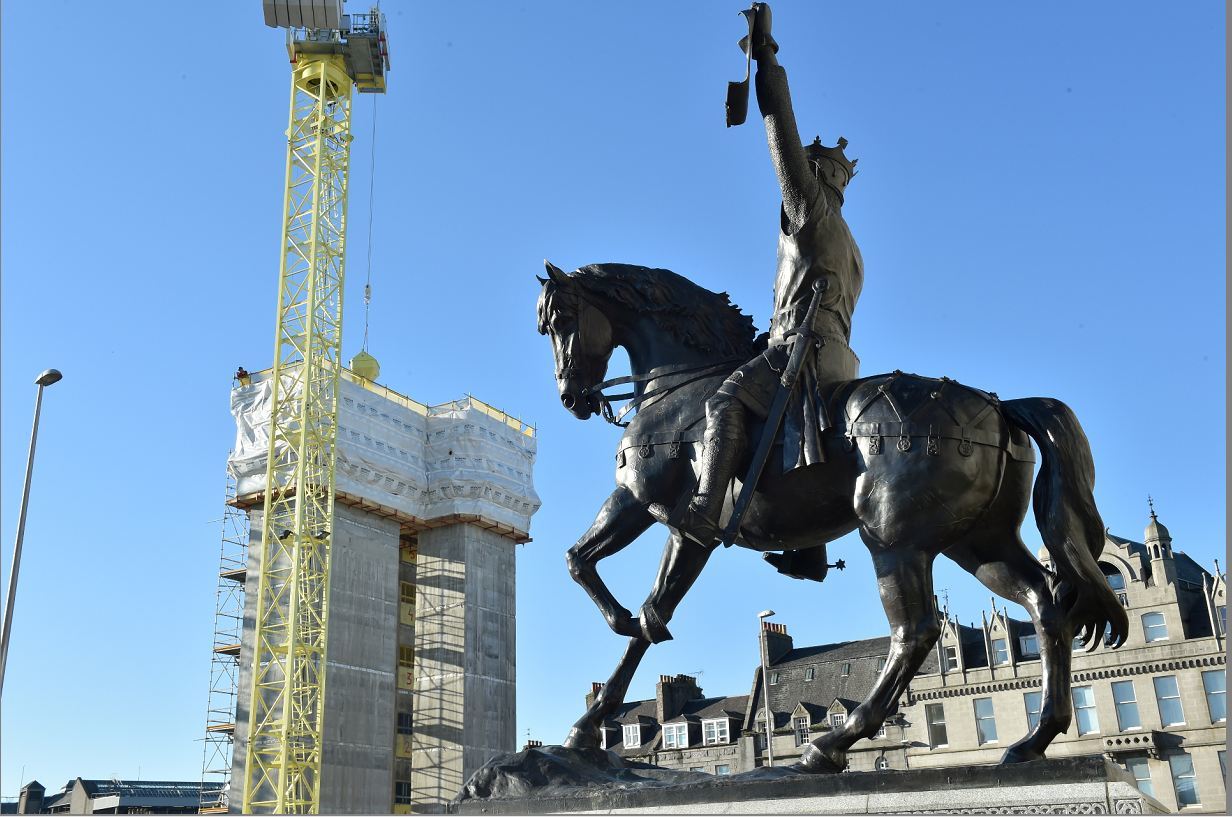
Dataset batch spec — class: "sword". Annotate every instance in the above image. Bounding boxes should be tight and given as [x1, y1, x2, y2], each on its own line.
[719, 278, 828, 547]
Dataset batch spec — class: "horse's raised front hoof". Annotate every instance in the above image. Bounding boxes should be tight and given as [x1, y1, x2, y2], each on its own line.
[793, 743, 846, 774]
[999, 744, 1046, 765]
[563, 726, 599, 750]
[639, 603, 674, 644]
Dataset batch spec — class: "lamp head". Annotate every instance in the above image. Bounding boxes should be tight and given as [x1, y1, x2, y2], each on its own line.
[758, 609, 776, 619]
[35, 369, 62, 387]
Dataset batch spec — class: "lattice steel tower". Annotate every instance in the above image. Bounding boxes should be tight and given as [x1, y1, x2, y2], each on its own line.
[242, 3, 388, 812]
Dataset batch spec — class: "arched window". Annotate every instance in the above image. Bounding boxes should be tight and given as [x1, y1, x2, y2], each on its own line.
[1100, 562, 1126, 590]
[876, 756, 890, 771]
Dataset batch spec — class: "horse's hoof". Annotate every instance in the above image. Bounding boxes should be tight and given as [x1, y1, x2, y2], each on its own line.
[563, 727, 599, 750]
[609, 610, 642, 639]
[794, 744, 846, 774]
[999, 745, 1045, 765]
[639, 603, 674, 644]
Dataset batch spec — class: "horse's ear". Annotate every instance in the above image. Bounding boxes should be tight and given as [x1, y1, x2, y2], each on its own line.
[544, 260, 570, 284]
[536, 275, 549, 285]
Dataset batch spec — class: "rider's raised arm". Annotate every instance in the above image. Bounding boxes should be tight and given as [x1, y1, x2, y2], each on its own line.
[754, 48, 822, 234]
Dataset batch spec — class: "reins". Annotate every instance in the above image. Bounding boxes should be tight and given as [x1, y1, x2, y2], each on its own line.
[583, 359, 743, 428]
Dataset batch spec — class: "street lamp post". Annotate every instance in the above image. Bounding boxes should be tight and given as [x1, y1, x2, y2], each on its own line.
[0, 368, 63, 696]
[757, 609, 776, 768]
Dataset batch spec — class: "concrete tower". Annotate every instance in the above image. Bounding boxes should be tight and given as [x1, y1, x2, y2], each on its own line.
[224, 369, 539, 813]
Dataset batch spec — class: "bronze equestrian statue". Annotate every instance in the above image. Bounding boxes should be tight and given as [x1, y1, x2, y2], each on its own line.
[536, 3, 1127, 774]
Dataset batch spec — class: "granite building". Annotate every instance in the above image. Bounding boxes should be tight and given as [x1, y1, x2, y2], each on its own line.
[596, 511, 1226, 814]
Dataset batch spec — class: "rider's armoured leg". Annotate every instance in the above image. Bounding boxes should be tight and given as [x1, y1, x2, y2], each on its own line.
[675, 393, 748, 546]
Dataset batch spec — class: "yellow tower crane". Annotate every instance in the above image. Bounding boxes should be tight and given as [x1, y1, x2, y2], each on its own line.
[243, 3, 388, 813]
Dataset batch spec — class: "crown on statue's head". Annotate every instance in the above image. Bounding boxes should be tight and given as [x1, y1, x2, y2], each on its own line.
[805, 135, 858, 199]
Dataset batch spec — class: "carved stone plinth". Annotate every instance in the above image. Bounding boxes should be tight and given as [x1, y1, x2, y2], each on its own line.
[451, 751, 1166, 815]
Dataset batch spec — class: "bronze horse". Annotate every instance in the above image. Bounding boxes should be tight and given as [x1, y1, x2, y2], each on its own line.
[537, 260, 1128, 772]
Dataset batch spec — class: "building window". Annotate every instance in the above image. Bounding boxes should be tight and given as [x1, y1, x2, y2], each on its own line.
[1071, 686, 1099, 735]
[1101, 563, 1125, 590]
[805, 666, 815, 682]
[876, 656, 887, 672]
[714, 764, 731, 775]
[1153, 675, 1185, 726]
[973, 697, 998, 745]
[1168, 753, 1200, 807]
[925, 703, 948, 748]
[769, 671, 780, 685]
[875, 756, 890, 771]
[397, 712, 413, 735]
[1111, 680, 1142, 731]
[829, 712, 845, 729]
[662, 723, 688, 749]
[1202, 670, 1226, 722]
[394, 781, 412, 805]
[623, 724, 641, 747]
[1218, 605, 1227, 636]
[794, 716, 811, 746]
[1219, 751, 1226, 781]
[873, 723, 887, 739]
[702, 718, 730, 745]
[398, 645, 413, 667]
[1024, 691, 1042, 731]
[1142, 612, 1168, 642]
[943, 646, 959, 671]
[991, 638, 1009, 666]
[689, 767, 705, 773]
[1018, 634, 1039, 658]
[1125, 757, 1154, 798]
[400, 580, 415, 605]
[841, 662, 851, 677]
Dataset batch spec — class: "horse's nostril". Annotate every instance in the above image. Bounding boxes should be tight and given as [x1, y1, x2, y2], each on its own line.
[561, 393, 576, 410]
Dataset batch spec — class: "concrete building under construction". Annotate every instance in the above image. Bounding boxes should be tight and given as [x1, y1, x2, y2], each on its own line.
[201, 368, 539, 813]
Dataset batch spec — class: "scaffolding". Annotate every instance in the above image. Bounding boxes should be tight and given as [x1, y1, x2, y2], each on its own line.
[200, 461, 250, 813]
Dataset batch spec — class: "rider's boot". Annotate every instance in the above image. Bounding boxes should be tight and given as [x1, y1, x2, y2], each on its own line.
[659, 396, 747, 548]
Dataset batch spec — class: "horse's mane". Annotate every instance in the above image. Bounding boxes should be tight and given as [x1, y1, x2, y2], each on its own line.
[541, 263, 758, 357]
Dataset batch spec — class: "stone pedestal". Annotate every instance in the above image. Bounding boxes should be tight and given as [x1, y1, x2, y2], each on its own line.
[451, 750, 1166, 815]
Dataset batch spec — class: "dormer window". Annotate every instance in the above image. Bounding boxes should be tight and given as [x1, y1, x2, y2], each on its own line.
[662, 723, 688, 749]
[1217, 605, 1226, 636]
[702, 718, 730, 745]
[804, 666, 815, 682]
[991, 638, 1009, 666]
[943, 646, 959, 671]
[829, 712, 845, 728]
[623, 724, 641, 747]
[1018, 634, 1039, 658]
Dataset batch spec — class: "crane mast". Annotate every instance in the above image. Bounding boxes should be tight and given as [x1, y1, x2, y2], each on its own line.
[244, 3, 388, 812]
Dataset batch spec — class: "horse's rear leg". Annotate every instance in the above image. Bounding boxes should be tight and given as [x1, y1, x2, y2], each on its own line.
[799, 537, 940, 773]
[946, 534, 1074, 763]
[566, 486, 653, 639]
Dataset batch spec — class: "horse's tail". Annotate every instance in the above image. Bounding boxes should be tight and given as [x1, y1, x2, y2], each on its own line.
[1001, 397, 1128, 650]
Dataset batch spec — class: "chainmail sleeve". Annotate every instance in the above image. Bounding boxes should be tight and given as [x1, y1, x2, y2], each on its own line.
[755, 62, 822, 234]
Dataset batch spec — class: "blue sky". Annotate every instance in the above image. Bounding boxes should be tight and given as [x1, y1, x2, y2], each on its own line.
[0, 0, 1224, 797]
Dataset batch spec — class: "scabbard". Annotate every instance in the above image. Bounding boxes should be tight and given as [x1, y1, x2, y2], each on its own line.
[719, 280, 828, 547]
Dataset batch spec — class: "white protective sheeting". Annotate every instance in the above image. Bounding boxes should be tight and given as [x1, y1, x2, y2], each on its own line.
[229, 373, 540, 536]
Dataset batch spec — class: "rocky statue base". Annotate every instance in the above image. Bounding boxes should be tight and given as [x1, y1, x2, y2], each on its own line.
[451, 748, 1166, 815]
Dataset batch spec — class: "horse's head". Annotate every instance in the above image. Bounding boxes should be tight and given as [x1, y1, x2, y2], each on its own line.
[537, 260, 615, 420]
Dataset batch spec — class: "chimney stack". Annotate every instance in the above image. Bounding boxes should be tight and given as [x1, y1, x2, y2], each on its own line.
[585, 681, 605, 709]
[761, 620, 793, 664]
[655, 673, 703, 724]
